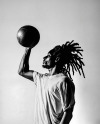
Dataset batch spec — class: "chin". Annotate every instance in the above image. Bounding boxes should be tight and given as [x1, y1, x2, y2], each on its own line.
[42, 64, 50, 69]
[42, 64, 47, 68]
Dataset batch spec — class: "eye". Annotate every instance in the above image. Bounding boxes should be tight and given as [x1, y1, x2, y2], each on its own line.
[48, 53, 51, 57]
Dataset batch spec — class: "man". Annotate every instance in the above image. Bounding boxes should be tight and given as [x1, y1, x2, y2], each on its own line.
[18, 40, 85, 124]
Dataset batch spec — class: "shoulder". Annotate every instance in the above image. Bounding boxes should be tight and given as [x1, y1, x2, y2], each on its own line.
[58, 73, 70, 83]
[33, 71, 47, 85]
[59, 74, 75, 91]
[33, 71, 47, 79]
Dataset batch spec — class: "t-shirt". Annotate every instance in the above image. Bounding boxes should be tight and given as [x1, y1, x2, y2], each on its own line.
[33, 71, 75, 124]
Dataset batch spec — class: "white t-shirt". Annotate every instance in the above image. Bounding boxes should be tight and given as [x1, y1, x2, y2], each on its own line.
[33, 71, 75, 124]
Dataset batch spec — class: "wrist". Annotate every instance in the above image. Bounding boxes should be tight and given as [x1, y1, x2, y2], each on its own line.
[63, 105, 71, 113]
[25, 47, 31, 53]
[25, 47, 31, 51]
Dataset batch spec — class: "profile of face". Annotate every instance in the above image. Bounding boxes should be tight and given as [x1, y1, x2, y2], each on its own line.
[42, 53, 55, 69]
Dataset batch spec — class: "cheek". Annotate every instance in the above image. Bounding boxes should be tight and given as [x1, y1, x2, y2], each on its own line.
[50, 59, 55, 66]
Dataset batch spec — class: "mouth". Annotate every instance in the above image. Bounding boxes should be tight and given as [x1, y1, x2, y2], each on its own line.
[42, 63, 47, 68]
[42, 60, 46, 66]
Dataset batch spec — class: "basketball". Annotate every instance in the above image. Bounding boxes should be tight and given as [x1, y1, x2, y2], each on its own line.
[17, 25, 40, 48]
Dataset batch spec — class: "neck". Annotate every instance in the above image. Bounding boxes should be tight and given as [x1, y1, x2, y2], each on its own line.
[48, 65, 62, 76]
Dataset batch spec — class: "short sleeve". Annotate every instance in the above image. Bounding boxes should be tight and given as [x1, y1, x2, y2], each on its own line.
[59, 79, 75, 112]
[33, 71, 43, 86]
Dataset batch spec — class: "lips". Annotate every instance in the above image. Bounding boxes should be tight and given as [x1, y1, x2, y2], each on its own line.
[43, 60, 47, 66]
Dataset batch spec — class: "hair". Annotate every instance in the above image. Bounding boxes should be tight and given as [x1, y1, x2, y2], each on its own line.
[48, 40, 85, 79]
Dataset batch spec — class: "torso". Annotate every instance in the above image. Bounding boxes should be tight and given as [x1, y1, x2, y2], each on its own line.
[33, 72, 74, 124]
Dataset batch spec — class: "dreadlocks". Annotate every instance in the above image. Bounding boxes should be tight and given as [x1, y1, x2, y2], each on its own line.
[49, 40, 85, 79]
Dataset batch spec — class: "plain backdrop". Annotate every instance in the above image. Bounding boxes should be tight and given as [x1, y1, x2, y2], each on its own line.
[0, 0, 100, 124]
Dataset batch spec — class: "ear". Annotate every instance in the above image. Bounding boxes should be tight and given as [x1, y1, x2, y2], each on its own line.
[55, 57, 60, 63]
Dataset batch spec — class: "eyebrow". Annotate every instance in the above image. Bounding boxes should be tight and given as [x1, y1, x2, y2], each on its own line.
[48, 53, 51, 56]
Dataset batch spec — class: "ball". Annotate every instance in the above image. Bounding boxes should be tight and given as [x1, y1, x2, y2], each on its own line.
[17, 25, 40, 48]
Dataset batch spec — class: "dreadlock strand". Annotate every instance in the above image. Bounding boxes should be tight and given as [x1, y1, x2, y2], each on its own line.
[70, 42, 79, 48]
[68, 40, 74, 45]
[67, 71, 72, 80]
[70, 63, 75, 75]
[73, 58, 82, 76]
[77, 51, 83, 56]
[80, 60, 85, 66]
[67, 64, 70, 73]
[81, 67, 85, 78]
[72, 63, 78, 72]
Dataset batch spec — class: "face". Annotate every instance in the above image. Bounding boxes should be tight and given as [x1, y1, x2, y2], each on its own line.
[42, 53, 55, 69]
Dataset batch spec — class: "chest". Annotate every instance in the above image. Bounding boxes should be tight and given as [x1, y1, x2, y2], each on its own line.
[45, 76, 60, 92]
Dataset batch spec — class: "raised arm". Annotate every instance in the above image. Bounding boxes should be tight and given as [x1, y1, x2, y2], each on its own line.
[18, 47, 34, 81]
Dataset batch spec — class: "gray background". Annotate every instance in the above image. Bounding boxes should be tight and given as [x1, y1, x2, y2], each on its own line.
[0, 0, 100, 124]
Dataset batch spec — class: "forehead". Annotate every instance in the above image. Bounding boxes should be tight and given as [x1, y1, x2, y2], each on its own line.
[48, 49, 54, 55]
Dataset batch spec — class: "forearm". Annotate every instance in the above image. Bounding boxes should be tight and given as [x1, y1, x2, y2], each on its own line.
[60, 108, 73, 124]
[18, 48, 31, 74]
[60, 112, 69, 124]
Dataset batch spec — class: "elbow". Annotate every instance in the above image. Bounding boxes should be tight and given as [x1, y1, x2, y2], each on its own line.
[18, 71, 21, 76]
[18, 70, 23, 76]
[18, 71, 25, 78]
[18, 70, 27, 78]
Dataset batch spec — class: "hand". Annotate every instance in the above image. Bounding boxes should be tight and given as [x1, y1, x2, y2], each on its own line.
[25, 47, 32, 52]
